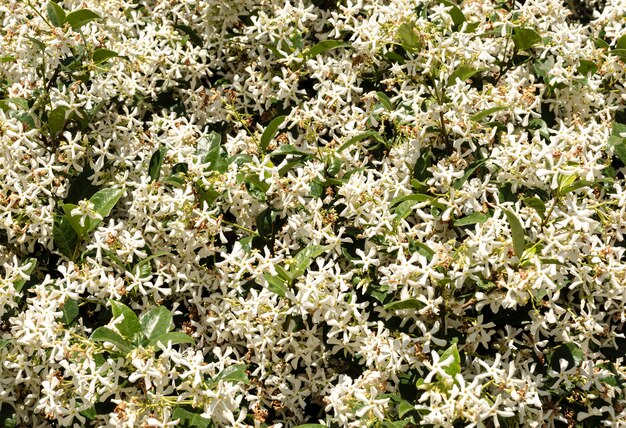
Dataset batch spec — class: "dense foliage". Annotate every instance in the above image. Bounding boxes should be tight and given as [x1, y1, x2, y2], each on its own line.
[1, 0, 626, 426]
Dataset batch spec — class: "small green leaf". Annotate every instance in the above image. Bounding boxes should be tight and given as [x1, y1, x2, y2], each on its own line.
[131, 252, 169, 279]
[198, 131, 227, 172]
[398, 399, 416, 418]
[261, 115, 287, 151]
[110, 301, 141, 341]
[305, 40, 351, 59]
[172, 407, 211, 428]
[338, 131, 385, 152]
[0, 56, 16, 63]
[470, 106, 508, 122]
[80, 406, 96, 421]
[173, 24, 203, 47]
[48, 106, 68, 135]
[148, 332, 195, 347]
[408, 239, 435, 261]
[502, 208, 526, 258]
[376, 91, 394, 111]
[453, 212, 489, 227]
[512, 27, 542, 52]
[0, 339, 10, 350]
[447, 65, 479, 86]
[576, 59, 597, 76]
[263, 273, 289, 298]
[453, 157, 488, 189]
[384, 299, 425, 310]
[440, 342, 461, 379]
[65, 9, 100, 30]
[397, 22, 421, 51]
[148, 147, 167, 182]
[139, 306, 173, 341]
[89, 188, 124, 225]
[290, 245, 328, 281]
[269, 144, 311, 157]
[616, 34, 626, 50]
[13, 257, 37, 293]
[91, 327, 132, 353]
[208, 364, 249, 387]
[550, 342, 584, 372]
[92, 49, 118, 64]
[53, 213, 79, 259]
[62, 298, 79, 326]
[47, 1, 66, 27]
[439, 0, 466, 29]
[522, 196, 546, 219]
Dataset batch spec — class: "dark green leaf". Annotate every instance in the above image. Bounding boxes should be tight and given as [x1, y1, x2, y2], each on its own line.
[398, 399, 416, 418]
[148, 147, 167, 182]
[198, 132, 227, 173]
[173, 24, 203, 47]
[148, 332, 195, 347]
[550, 342, 584, 372]
[47, 2, 66, 27]
[576, 59, 597, 76]
[261, 115, 287, 151]
[0, 97, 28, 111]
[269, 144, 311, 157]
[326, 157, 342, 177]
[91, 327, 132, 353]
[13, 257, 37, 293]
[439, 0, 466, 29]
[263, 273, 289, 298]
[617, 34, 626, 50]
[447, 65, 479, 86]
[453, 212, 489, 227]
[53, 214, 79, 259]
[305, 40, 351, 59]
[0, 404, 16, 428]
[512, 27, 542, 51]
[376, 91, 394, 111]
[338, 131, 385, 152]
[65, 9, 100, 30]
[470, 106, 508, 122]
[453, 157, 488, 189]
[172, 407, 211, 428]
[48, 106, 67, 135]
[522, 196, 546, 219]
[62, 298, 79, 326]
[408, 239, 435, 261]
[110, 300, 141, 341]
[80, 406, 96, 421]
[384, 299, 425, 310]
[131, 252, 169, 279]
[92, 49, 118, 64]
[139, 306, 173, 341]
[502, 208, 526, 258]
[293, 425, 327, 428]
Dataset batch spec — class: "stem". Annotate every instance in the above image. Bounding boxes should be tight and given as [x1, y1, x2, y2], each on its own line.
[540, 196, 558, 229]
[219, 218, 258, 236]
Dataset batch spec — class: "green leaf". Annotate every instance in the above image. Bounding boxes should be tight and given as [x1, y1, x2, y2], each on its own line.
[398, 399, 416, 418]
[173, 24, 203, 47]
[305, 40, 351, 59]
[550, 342, 584, 372]
[13, 257, 37, 293]
[384, 299, 425, 310]
[139, 306, 173, 341]
[269, 144, 311, 158]
[92, 49, 118, 64]
[48, 106, 68, 135]
[62, 298, 79, 326]
[172, 407, 211, 428]
[440, 342, 461, 379]
[263, 272, 289, 297]
[80, 406, 96, 421]
[0, 404, 16, 428]
[148, 147, 167, 182]
[576, 59, 597, 76]
[208, 364, 249, 388]
[501, 208, 526, 258]
[453, 212, 489, 227]
[338, 131, 385, 152]
[512, 27, 542, 51]
[0, 339, 10, 350]
[439, 0, 466, 29]
[89, 188, 124, 226]
[47, 1, 66, 27]
[260, 115, 287, 151]
[0, 55, 16, 63]
[289, 245, 328, 281]
[470, 106, 508, 122]
[53, 213, 79, 259]
[65, 9, 100, 30]
[616, 34, 626, 50]
[148, 331, 195, 347]
[376, 91, 394, 111]
[198, 131, 227, 173]
[447, 65, 479, 86]
[522, 196, 546, 219]
[110, 301, 141, 341]
[397, 22, 421, 51]
[293, 425, 327, 428]
[91, 327, 132, 353]
[408, 239, 435, 261]
[0, 97, 28, 111]
[453, 157, 488, 189]
[131, 252, 169, 279]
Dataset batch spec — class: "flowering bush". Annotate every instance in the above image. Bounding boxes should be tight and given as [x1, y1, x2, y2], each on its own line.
[1, 0, 626, 426]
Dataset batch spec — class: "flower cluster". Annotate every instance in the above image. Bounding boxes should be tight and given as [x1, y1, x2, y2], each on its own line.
[1, 0, 626, 426]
